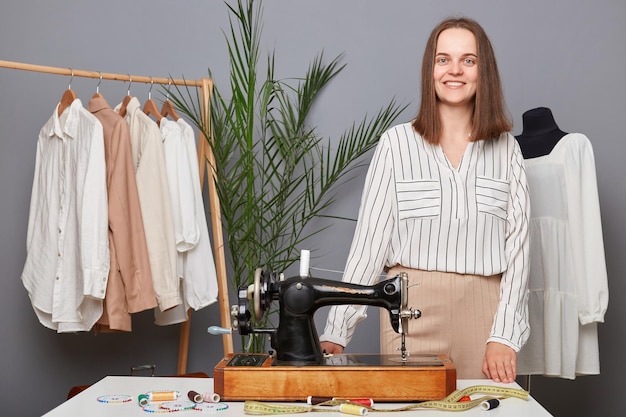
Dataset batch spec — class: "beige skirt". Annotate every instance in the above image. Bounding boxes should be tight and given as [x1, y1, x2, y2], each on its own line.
[380, 266, 501, 379]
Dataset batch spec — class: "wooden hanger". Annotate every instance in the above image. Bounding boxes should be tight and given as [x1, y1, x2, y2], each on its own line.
[58, 89, 77, 116]
[118, 75, 133, 117]
[118, 95, 132, 118]
[161, 81, 180, 121]
[143, 98, 163, 122]
[57, 69, 76, 116]
[143, 78, 163, 123]
[160, 100, 179, 121]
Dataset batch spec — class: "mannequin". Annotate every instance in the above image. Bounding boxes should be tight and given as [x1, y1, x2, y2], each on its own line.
[516, 108, 608, 379]
[515, 107, 568, 158]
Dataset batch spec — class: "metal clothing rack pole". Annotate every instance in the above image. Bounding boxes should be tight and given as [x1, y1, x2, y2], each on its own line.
[0, 59, 234, 374]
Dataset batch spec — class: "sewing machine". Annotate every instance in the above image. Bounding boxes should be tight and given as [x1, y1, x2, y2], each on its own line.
[212, 268, 456, 401]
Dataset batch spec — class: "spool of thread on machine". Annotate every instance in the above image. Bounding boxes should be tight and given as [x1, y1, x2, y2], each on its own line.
[299, 249, 310, 277]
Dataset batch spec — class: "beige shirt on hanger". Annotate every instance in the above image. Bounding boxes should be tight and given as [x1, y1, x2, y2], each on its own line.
[89, 94, 158, 331]
[115, 97, 181, 312]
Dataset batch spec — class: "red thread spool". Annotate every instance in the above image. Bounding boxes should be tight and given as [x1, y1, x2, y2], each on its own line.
[348, 398, 374, 407]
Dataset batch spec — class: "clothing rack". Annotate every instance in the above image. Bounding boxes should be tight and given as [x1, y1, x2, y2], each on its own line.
[0, 59, 234, 374]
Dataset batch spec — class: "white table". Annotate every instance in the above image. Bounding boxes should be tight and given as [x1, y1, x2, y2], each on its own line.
[43, 376, 553, 416]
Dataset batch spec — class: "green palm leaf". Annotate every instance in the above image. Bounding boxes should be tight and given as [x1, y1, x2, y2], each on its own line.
[169, 0, 408, 352]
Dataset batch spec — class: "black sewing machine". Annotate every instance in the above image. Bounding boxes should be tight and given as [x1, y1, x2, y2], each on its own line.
[235, 268, 420, 365]
[212, 268, 457, 401]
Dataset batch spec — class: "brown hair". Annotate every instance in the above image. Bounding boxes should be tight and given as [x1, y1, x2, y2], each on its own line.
[412, 17, 512, 144]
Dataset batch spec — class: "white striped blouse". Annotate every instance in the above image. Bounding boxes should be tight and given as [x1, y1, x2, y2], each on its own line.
[319, 122, 531, 351]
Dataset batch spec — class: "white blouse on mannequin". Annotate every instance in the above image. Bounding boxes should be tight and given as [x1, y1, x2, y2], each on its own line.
[517, 132, 608, 379]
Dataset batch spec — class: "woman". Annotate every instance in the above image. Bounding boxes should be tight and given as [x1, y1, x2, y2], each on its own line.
[319, 17, 530, 384]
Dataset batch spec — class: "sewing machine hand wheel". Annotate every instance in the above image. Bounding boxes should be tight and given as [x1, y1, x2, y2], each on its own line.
[253, 268, 262, 320]
[251, 268, 276, 321]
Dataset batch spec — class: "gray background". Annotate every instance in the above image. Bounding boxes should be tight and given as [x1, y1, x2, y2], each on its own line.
[0, 1, 624, 416]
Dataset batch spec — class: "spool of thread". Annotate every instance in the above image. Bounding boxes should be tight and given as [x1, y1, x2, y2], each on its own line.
[347, 398, 374, 407]
[148, 390, 180, 402]
[202, 392, 221, 403]
[299, 249, 310, 277]
[480, 398, 500, 410]
[340, 403, 368, 416]
[188, 390, 203, 403]
[137, 394, 149, 407]
[307, 396, 332, 405]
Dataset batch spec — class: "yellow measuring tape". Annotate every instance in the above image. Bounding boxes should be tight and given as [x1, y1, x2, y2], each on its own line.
[243, 385, 529, 414]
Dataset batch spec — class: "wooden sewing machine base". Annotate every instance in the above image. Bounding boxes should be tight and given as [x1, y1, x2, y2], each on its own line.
[213, 352, 456, 402]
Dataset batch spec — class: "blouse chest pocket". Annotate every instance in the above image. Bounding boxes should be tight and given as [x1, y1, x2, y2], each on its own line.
[475, 176, 509, 221]
[396, 179, 440, 220]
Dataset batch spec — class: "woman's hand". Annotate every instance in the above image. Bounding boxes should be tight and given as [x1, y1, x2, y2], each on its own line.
[482, 342, 517, 383]
[320, 341, 344, 354]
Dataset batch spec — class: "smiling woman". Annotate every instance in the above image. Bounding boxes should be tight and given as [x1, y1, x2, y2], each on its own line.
[414, 18, 512, 145]
[319, 17, 530, 384]
[433, 28, 478, 114]
[432, 27, 479, 168]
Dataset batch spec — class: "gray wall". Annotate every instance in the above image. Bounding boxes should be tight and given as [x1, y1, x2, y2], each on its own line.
[1, 1, 624, 416]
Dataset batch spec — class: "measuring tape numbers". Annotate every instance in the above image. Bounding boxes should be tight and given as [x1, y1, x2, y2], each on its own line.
[243, 385, 529, 414]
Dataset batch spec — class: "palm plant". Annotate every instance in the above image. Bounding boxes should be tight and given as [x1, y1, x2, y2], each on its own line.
[170, 0, 407, 352]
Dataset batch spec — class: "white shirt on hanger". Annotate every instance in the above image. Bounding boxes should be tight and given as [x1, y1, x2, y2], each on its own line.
[155, 119, 219, 325]
[160, 118, 199, 253]
[153, 118, 197, 326]
[21, 99, 109, 332]
[178, 118, 218, 310]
